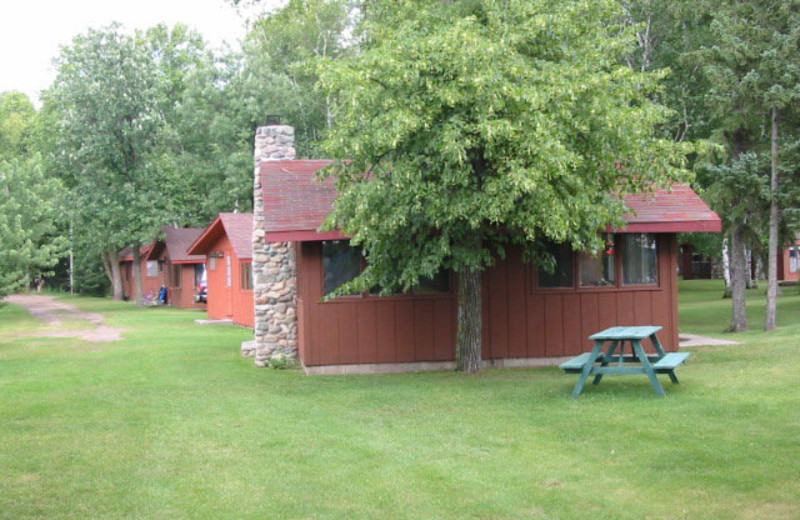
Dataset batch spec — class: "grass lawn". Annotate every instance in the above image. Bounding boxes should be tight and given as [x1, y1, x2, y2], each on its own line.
[1, 282, 799, 519]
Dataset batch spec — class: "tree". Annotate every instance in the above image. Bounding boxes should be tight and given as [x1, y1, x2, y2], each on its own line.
[0, 155, 67, 299]
[44, 26, 173, 302]
[702, 0, 800, 331]
[317, 0, 691, 372]
[0, 91, 36, 160]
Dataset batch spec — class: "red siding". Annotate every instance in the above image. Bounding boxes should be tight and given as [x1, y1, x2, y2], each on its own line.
[297, 235, 680, 367]
[204, 234, 253, 327]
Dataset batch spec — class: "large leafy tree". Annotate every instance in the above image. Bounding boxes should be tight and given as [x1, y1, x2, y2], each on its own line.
[0, 91, 37, 161]
[0, 155, 67, 299]
[702, 0, 800, 331]
[317, 0, 691, 372]
[44, 26, 175, 302]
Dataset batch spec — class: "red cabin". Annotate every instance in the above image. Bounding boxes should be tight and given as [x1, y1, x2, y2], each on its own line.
[119, 245, 160, 302]
[187, 213, 254, 327]
[777, 236, 800, 282]
[144, 227, 207, 309]
[254, 154, 722, 374]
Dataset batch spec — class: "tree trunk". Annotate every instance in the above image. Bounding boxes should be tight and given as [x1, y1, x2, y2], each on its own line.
[102, 249, 124, 300]
[765, 107, 779, 331]
[744, 248, 755, 289]
[131, 243, 145, 306]
[728, 224, 748, 332]
[456, 265, 482, 373]
[722, 237, 731, 298]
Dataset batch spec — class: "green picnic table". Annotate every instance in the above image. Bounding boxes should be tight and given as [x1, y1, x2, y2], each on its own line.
[559, 325, 690, 397]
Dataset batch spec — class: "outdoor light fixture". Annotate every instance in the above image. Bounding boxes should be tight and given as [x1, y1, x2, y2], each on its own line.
[209, 252, 224, 259]
[266, 114, 281, 125]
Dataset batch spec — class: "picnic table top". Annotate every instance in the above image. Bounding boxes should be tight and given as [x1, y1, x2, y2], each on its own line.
[588, 325, 662, 341]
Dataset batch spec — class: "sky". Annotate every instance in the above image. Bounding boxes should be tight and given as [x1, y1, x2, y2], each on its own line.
[0, 1, 280, 104]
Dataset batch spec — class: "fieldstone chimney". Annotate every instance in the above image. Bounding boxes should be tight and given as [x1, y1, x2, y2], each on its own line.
[251, 124, 298, 367]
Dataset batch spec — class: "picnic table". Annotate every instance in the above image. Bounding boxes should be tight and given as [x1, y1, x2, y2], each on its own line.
[559, 325, 689, 397]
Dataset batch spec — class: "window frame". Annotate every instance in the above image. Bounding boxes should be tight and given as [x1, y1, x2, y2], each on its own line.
[240, 261, 253, 291]
[319, 240, 454, 302]
[534, 233, 661, 293]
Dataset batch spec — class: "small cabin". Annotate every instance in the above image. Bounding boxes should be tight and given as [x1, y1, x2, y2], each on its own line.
[144, 227, 207, 309]
[187, 213, 254, 327]
[777, 236, 800, 282]
[119, 245, 160, 302]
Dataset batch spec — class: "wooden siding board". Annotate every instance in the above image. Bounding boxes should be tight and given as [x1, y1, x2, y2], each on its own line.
[413, 300, 436, 361]
[395, 300, 415, 362]
[338, 304, 359, 364]
[527, 294, 546, 357]
[433, 299, 454, 360]
[579, 293, 600, 351]
[375, 301, 397, 363]
[357, 302, 378, 363]
[543, 294, 564, 356]
[615, 292, 635, 327]
[506, 251, 528, 358]
[561, 294, 582, 356]
[486, 261, 509, 359]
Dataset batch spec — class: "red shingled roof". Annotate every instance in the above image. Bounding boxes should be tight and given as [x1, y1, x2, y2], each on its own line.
[187, 213, 253, 260]
[159, 227, 206, 263]
[258, 161, 721, 240]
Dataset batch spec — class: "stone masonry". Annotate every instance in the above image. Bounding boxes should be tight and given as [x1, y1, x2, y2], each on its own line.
[251, 125, 298, 367]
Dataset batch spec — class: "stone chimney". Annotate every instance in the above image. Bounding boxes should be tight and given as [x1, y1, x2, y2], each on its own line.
[251, 124, 298, 367]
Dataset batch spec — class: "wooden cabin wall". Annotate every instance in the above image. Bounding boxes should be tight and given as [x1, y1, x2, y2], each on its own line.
[483, 235, 679, 359]
[204, 234, 253, 326]
[297, 242, 456, 366]
[297, 235, 679, 367]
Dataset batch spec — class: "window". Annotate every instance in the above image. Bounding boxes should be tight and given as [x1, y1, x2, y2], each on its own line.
[790, 248, 799, 273]
[194, 264, 206, 288]
[321, 240, 452, 298]
[537, 242, 574, 288]
[241, 262, 253, 290]
[171, 265, 182, 288]
[323, 240, 362, 295]
[146, 261, 158, 277]
[579, 234, 615, 287]
[621, 234, 658, 285]
[414, 269, 451, 294]
[536, 233, 658, 289]
[209, 258, 216, 271]
[225, 255, 232, 287]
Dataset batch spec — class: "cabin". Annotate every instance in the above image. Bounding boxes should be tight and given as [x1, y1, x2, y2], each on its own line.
[187, 213, 254, 327]
[119, 245, 160, 302]
[777, 236, 800, 282]
[250, 125, 722, 374]
[144, 227, 207, 309]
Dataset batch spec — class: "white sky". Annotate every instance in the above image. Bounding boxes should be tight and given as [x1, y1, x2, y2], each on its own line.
[0, 1, 282, 104]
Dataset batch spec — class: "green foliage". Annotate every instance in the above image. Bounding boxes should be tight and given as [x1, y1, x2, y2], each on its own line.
[0, 91, 36, 160]
[316, 0, 692, 294]
[0, 155, 67, 298]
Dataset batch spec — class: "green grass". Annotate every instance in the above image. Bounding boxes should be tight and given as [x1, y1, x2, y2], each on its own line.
[1, 285, 799, 519]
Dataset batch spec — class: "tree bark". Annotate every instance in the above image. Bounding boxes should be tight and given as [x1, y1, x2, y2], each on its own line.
[721, 237, 731, 298]
[456, 265, 482, 373]
[102, 249, 124, 300]
[765, 107, 779, 331]
[131, 243, 145, 306]
[728, 224, 748, 332]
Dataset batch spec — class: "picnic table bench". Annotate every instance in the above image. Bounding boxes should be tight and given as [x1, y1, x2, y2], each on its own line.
[559, 326, 689, 397]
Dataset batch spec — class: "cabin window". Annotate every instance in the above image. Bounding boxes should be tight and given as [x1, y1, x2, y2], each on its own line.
[537, 242, 574, 288]
[209, 258, 216, 271]
[146, 261, 158, 277]
[241, 262, 253, 290]
[225, 255, 232, 287]
[413, 269, 451, 294]
[194, 264, 206, 288]
[536, 233, 658, 289]
[621, 234, 658, 286]
[171, 265, 182, 288]
[323, 240, 362, 295]
[790, 248, 799, 273]
[579, 233, 615, 287]
[321, 241, 452, 297]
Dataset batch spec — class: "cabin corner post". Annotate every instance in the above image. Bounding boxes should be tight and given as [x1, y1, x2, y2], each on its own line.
[252, 125, 299, 367]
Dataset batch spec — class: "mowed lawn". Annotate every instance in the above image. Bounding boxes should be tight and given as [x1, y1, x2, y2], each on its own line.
[1, 282, 798, 520]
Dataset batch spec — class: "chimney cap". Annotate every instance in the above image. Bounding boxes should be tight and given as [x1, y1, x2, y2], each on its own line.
[265, 115, 281, 126]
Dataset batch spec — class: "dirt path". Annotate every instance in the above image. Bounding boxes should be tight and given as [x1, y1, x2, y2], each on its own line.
[4, 294, 125, 342]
